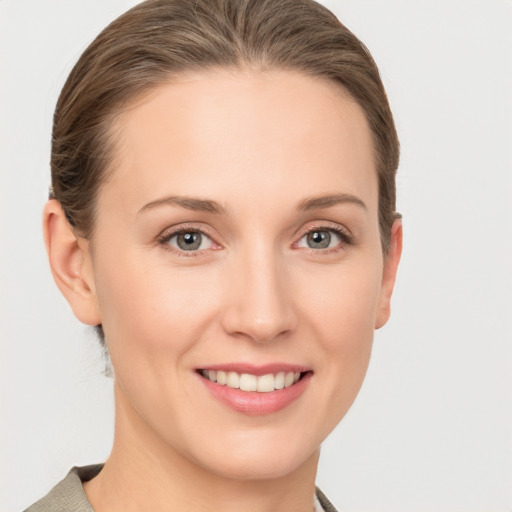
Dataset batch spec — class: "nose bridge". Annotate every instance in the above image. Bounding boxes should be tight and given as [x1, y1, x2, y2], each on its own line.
[222, 240, 296, 343]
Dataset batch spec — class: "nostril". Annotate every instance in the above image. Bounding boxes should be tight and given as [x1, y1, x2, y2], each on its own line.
[219, 266, 298, 343]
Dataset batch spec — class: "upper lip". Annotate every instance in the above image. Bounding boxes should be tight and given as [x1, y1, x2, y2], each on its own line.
[196, 363, 311, 376]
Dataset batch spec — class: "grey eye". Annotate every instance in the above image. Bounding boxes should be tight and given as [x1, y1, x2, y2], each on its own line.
[169, 231, 213, 251]
[307, 230, 330, 249]
[298, 229, 342, 250]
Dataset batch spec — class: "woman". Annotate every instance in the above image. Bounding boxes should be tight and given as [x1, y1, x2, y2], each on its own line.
[27, 0, 401, 510]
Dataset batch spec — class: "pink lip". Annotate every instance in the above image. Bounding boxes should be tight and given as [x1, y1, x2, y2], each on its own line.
[197, 367, 313, 416]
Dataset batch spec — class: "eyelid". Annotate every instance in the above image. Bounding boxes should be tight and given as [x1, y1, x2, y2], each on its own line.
[292, 221, 353, 250]
[156, 223, 222, 256]
[155, 220, 353, 256]
[295, 220, 352, 238]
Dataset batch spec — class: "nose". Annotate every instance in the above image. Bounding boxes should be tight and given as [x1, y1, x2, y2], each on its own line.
[220, 246, 297, 344]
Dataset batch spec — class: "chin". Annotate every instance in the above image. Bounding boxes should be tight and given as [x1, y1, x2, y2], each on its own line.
[203, 453, 316, 482]
[188, 432, 320, 482]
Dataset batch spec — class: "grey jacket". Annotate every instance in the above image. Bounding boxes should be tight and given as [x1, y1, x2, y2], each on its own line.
[25, 465, 339, 512]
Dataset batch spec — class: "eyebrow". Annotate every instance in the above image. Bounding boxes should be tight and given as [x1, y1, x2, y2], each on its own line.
[297, 193, 367, 212]
[138, 195, 227, 215]
[138, 192, 367, 216]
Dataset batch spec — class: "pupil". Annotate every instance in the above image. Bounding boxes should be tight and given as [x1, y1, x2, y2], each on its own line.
[183, 233, 196, 244]
[178, 232, 201, 250]
[308, 230, 330, 249]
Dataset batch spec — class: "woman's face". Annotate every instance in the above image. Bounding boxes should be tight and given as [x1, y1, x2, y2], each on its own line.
[84, 69, 399, 480]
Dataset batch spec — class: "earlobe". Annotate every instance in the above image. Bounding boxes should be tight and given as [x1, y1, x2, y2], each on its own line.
[43, 199, 101, 326]
[375, 218, 403, 329]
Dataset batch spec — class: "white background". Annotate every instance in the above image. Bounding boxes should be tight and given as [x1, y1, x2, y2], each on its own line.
[1, 1, 511, 511]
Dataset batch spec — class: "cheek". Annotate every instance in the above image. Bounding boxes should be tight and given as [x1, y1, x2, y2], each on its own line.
[319, 288, 377, 386]
[300, 259, 382, 413]
[301, 258, 382, 345]
[92, 256, 222, 432]
[93, 253, 219, 364]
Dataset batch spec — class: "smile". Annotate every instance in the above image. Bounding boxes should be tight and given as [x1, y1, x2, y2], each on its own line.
[197, 365, 312, 415]
[199, 369, 302, 392]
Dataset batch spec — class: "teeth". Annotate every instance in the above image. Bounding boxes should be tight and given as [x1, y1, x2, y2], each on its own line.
[201, 369, 303, 392]
[226, 371, 240, 389]
[239, 373, 257, 391]
[284, 372, 295, 388]
[216, 370, 227, 385]
[257, 373, 275, 392]
[275, 372, 285, 389]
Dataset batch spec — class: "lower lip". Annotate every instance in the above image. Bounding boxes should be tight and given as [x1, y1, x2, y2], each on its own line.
[199, 372, 312, 416]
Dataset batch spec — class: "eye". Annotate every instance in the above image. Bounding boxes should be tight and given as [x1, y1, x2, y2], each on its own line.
[166, 230, 214, 252]
[296, 228, 348, 250]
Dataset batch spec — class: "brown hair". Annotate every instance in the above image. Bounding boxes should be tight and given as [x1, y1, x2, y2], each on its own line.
[50, 0, 399, 342]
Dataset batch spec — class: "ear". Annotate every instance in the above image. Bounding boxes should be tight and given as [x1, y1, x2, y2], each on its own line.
[43, 199, 101, 326]
[375, 217, 402, 329]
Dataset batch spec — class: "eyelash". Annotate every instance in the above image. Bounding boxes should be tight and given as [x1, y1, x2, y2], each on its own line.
[156, 224, 218, 257]
[156, 222, 353, 257]
[295, 223, 353, 253]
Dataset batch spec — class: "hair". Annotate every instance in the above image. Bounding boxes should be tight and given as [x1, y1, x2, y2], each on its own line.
[50, 0, 400, 345]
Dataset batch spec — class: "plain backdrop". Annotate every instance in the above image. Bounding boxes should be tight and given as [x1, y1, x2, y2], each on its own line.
[1, 1, 511, 511]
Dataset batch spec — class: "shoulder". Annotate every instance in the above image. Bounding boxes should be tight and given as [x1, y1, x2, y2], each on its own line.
[24, 465, 103, 512]
[24, 466, 338, 512]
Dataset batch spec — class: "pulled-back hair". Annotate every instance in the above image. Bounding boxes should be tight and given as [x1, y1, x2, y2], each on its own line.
[50, 0, 400, 343]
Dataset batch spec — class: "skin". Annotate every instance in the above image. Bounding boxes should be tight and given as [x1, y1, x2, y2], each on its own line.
[44, 68, 402, 512]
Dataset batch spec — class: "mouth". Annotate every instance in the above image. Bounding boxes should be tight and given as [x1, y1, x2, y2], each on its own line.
[196, 363, 313, 414]
[198, 369, 306, 392]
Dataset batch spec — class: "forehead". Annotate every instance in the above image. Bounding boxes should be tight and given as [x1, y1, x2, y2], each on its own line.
[103, 68, 377, 215]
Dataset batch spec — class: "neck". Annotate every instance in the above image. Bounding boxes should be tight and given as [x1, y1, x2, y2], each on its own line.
[84, 382, 320, 512]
